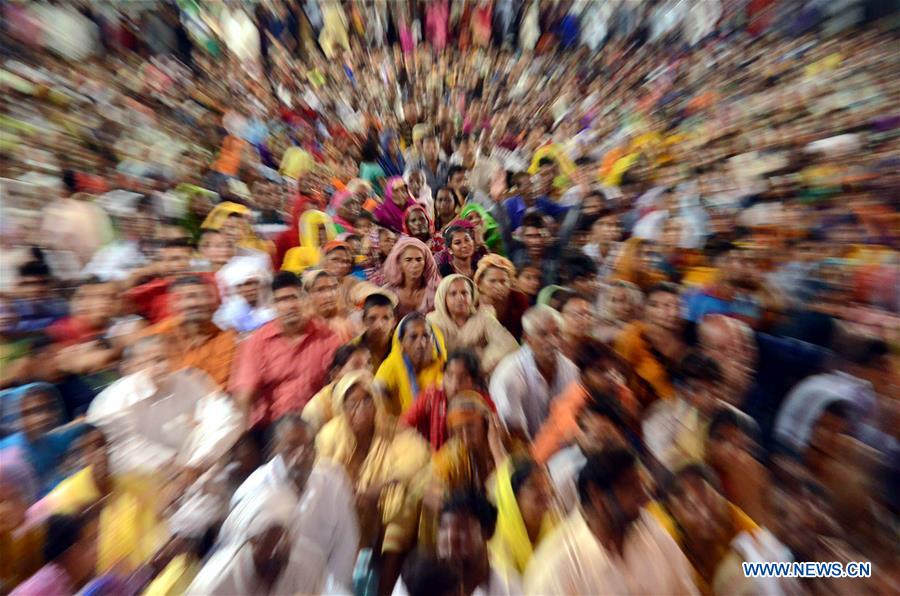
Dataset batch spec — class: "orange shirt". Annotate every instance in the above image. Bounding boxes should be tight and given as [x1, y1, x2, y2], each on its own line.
[614, 322, 675, 405]
[147, 318, 237, 389]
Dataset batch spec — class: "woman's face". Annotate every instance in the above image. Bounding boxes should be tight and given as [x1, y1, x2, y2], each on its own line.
[310, 274, 339, 315]
[400, 246, 426, 282]
[478, 266, 511, 304]
[338, 194, 363, 221]
[390, 180, 410, 206]
[464, 210, 484, 234]
[516, 470, 552, 528]
[344, 384, 377, 437]
[517, 266, 541, 296]
[220, 216, 246, 244]
[445, 278, 473, 319]
[379, 229, 397, 257]
[400, 319, 434, 369]
[608, 285, 634, 321]
[200, 233, 235, 268]
[448, 230, 475, 260]
[406, 209, 430, 239]
[325, 247, 353, 278]
[435, 190, 457, 218]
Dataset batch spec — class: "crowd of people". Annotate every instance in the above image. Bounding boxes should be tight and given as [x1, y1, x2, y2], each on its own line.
[1, 0, 899, 595]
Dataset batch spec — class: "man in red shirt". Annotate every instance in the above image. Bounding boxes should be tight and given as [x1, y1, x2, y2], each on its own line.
[231, 271, 343, 428]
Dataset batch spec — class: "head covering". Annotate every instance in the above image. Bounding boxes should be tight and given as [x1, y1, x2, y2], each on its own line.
[489, 458, 558, 575]
[382, 237, 441, 301]
[613, 237, 666, 291]
[599, 280, 643, 322]
[376, 314, 447, 414]
[474, 254, 516, 287]
[401, 204, 439, 249]
[446, 390, 492, 429]
[282, 210, 338, 273]
[430, 274, 478, 328]
[536, 285, 566, 307]
[412, 124, 430, 144]
[279, 147, 315, 179]
[379, 129, 406, 177]
[201, 202, 273, 255]
[373, 176, 417, 232]
[459, 202, 502, 252]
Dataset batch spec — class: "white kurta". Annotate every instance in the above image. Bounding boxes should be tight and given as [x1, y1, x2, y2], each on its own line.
[524, 510, 699, 595]
[224, 457, 361, 589]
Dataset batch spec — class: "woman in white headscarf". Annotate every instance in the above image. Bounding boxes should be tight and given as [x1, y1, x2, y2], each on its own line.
[186, 486, 326, 595]
[213, 256, 275, 334]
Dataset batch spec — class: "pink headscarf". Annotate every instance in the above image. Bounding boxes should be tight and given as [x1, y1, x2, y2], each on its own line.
[382, 236, 441, 315]
[374, 176, 416, 233]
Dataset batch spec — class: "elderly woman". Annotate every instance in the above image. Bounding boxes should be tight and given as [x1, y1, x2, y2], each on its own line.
[375, 313, 447, 415]
[186, 486, 326, 595]
[374, 176, 417, 233]
[427, 274, 518, 374]
[329, 179, 371, 234]
[474, 254, 531, 341]
[214, 256, 275, 334]
[301, 269, 358, 342]
[402, 204, 443, 253]
[595, 280, 644, 343]
[201, 201, 274, 256]
[382, 237, 441, 319]
[315, 371, 430, 592]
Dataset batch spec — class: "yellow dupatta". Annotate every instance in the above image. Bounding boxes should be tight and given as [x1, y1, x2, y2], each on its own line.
[374, 315, 447, 415]
[281, 209, 338, 273]
[201, 201, 274, 254]
[488, 458, 558, 575]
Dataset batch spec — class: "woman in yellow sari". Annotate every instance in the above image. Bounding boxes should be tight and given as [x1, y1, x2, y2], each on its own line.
[201, 201, 274, 255]
[374, 313, 447, 415]
[488, 457, 558, 578]
[315, 371, 430, 593]
[26, 425, 167, 575]
[281, 209, 338, 273]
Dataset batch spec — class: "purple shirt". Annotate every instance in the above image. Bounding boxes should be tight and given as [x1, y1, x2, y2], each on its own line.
[11, 563, 72, 596]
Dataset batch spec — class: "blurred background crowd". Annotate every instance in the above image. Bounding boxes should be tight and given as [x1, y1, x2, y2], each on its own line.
[1, 0, 899, 595]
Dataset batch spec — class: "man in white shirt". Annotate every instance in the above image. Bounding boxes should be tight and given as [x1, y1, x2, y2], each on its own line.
[86, 335, 243, 476]
[490, 306, 578, 441]
[223, 414, 360, 590]
[525, 449, 698, 595]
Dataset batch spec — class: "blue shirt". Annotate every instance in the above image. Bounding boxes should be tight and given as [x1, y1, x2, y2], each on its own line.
[683, 289, 762, 325]
[503, 195, 569, 231]
[0, 425, 85, 497]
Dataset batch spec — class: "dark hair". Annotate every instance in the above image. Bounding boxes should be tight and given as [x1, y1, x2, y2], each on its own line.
[646, 281, 680, 298]
[43, 513, 90, 562]
[329, 343, 370, 376]
[560, 253, 598, 285]
[271, 271, 302, 293]
[401, 549, 460, 596]
[435, 186, 453, 198]
[536, 157, 556, 169]
[398, 312, 428, 340]
[355, 210, 376, 224]
[161, 237, 195, 250]
[363, 292, 395, 315]
[441, 489, 498, 538]
[454, 133, 470, 147]
[62, 169, 78, 193]
[707, 407, 758, 444]
[579, 396, 627, 432]
[444, 224, 474, 244]
[226, 212, 244, 220]
[558, 290, 593, 314]
[509, 457, 538, 496]
[521, 212, 546, 230]
[447, 165, 467, 180]
[661, 463, 722, 502]
[200, 228, 221, 237]
[444, 348, 484, 390]
[678, 350, 723, 384]
[517, 260, 540, 274]
[18, 260, 50, 278]
[574, 339, 620, 376]
[272, 413, 309, 445]
[577, 448, 638, 506]
[170, 274, 209, 290]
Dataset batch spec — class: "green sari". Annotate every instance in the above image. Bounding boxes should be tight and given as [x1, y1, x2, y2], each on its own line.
[459, 203, 503, 255]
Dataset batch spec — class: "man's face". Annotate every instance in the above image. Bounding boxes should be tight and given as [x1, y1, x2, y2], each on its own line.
[219, 216, 245, 244]
[608, 467, 650, 528]
[235, 279, 261, 305]
[172, 282, 214, 324]
[406, 209, 430, 238]
[126, 341, 171, 386]
[517, 267, 541, 296]
[594, 215, 621, 245]
[73, 282, 116, 329]
[20, 391, 59, 440]
[408, 173, 424, 196]
[423, 137, 439, 160]
[449, 171, 466, 191]
[521, 225, 546, 255]
[645, 290, 681, 333]
[310, 274, 339, 316]
[401, 320, 433, 369]
[362, 305, 395, 345]
[562, 298, 596, 339]
[437, 512, 485, 570]
[159, 247, 192, 278]
[277, 422, 315, 487]
[478, 267, 511, 305]
[577, 413, 627, 453]
[526, 318, 561, 365]
[668, 476, 730, 547]
[324, 248, 352, 279]
[273, 286, 305, 328]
